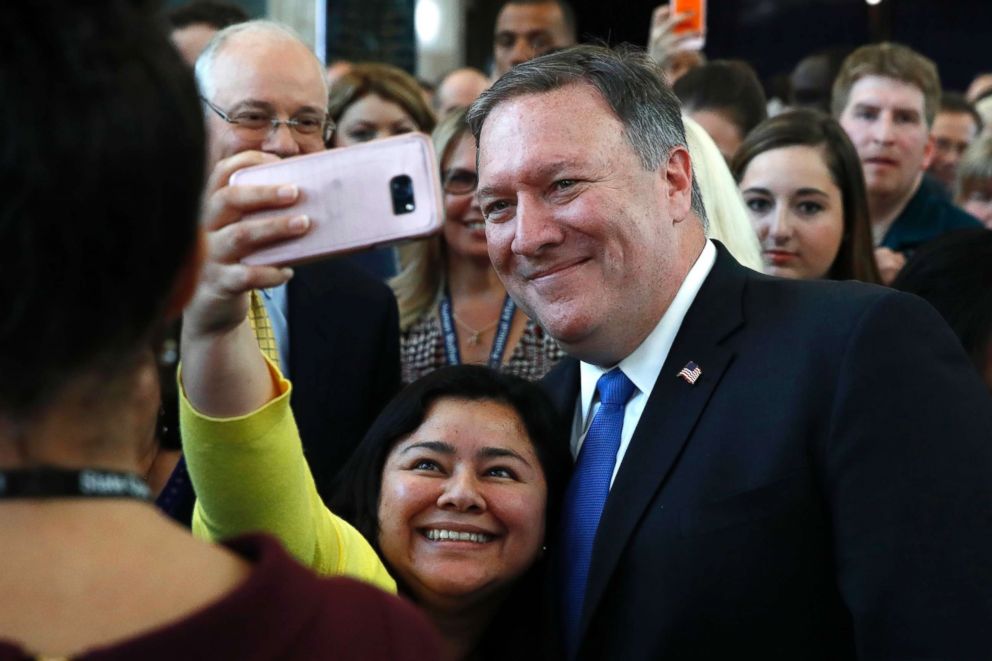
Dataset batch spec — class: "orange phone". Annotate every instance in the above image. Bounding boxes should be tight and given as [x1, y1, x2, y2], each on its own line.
[231, 133, 444, 267]
[671, 0, 706, 50]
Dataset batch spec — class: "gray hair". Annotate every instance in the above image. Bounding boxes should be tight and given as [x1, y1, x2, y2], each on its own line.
[467, 44, 706, 225]
[194, 20, 328, 101]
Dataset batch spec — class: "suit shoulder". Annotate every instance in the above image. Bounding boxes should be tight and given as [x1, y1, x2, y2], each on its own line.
[292, 257, 394, 302]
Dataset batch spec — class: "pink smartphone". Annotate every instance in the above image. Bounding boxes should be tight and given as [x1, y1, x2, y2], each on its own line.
[231, 133, 444, 266]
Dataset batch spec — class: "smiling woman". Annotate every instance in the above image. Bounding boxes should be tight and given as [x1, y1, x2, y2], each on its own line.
[182, 359, 568, 660]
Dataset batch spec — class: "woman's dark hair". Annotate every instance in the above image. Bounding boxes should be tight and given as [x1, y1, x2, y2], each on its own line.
[1, 2, 205, 418]
[331, 365, 569, 657]
[731, 109, 881, 284]
[674, 60, 768, 139]
[332, 364, 570, 560]
[892, 229, 992, 382]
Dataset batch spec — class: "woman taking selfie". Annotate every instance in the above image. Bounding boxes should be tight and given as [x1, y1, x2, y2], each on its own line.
[391, 108, 564, 384]
[179, 124, 569, 656]
[731, 109, 881, 283]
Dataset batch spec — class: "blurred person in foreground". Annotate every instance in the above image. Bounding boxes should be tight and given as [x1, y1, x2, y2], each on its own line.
[893, 229, 992, 391]
[733, 109, 881, 283]
[468, 44, 992, 659]
[491, 0, 576, 80]
[833, 43, 982, 283]
[955, 133, 992, 228]
[927, 92, 983, 195]
[0, 3, 439, 659]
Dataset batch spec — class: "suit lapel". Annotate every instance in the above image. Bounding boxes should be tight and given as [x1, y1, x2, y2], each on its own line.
[578, 245, 748, 637]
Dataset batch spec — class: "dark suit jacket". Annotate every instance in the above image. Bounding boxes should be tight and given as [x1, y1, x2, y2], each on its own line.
[288, 258, 401, 502]
[543, 245, 992, 660]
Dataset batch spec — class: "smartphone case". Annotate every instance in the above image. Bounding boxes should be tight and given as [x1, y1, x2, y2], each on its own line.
[231, 132, 444, 266]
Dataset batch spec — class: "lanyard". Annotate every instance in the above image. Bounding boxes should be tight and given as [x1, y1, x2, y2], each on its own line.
[439, 289, 517, 369]
[0, 466, 151, 501]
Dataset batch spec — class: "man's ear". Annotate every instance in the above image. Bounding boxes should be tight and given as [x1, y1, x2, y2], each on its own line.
[663, 145, 694, 222]
[920, 132, 936, 171]
[164, 229, 206, 321]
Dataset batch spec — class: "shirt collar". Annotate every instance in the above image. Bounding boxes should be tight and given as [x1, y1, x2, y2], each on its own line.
[578, 239, 717, 424]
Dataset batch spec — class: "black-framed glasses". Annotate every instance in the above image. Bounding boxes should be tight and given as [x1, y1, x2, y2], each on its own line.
[442, 168, 478, 195]
[200, 96, 334, 143]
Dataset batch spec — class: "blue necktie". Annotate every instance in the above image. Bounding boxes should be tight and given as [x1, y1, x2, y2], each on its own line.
[560, 369, 637, 657]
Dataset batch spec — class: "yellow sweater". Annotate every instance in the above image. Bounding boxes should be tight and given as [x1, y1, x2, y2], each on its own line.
[179, 359, 396, 593]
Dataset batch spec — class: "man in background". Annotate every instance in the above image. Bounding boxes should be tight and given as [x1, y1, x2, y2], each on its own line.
[927, 92, 982, 194]
[434, 67, 490, 116]
[833, 43, 982, 283]
[167, 0, 247, 66]
[492, 0, 576, 80]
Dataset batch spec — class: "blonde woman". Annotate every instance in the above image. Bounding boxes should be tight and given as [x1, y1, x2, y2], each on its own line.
[390, 108, 563, 384]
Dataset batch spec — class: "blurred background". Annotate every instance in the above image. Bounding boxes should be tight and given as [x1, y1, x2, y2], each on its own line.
[164, 0, 992, 93]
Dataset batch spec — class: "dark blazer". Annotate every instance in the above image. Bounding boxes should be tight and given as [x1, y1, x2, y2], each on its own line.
[543, 245, 992, 660]
[288, 258, 401, 502]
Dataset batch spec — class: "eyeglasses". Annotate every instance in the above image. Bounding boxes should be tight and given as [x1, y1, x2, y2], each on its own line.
[200, 97, 334, 143]
[442, 168, 478, 195]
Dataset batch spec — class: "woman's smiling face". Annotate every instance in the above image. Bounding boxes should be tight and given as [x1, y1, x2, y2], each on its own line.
[377, 397, 548, 610]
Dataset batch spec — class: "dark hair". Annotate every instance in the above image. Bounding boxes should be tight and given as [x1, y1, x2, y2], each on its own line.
[731, 109, 881, 284]
[499, 0, 577, 42]
[468, 44, 707, 223]
[892, 229, 992, 380]
[789, 46, 855, 112]
[332, 365, 570, 561]
[674, 60, 769, 140]
[938, 92, 984, 133]
[166, 0, 248, 30]
[1, 2, 205, 417]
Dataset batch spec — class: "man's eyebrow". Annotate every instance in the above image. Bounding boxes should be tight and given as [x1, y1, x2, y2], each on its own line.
[401, 440, 455, 455]
[477, 160, 585, 199]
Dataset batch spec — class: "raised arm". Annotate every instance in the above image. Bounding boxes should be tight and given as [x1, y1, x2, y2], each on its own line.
[179, 152, 395, 592]
[180, 150, 306, 416]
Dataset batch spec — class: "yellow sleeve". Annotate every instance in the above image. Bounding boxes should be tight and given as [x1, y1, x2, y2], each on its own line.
[178, 357, 396, 593]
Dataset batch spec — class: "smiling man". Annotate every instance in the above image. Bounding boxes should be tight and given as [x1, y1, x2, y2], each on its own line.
[833, 43, 981, 282]
[468, 45, 992, 659]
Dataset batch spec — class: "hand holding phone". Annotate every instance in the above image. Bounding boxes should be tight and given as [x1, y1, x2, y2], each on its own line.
[230, 133, 444, 267]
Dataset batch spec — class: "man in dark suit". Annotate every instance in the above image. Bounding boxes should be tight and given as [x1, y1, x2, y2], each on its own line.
[157, 21, 399, 519]
[468, 45, 992, 659]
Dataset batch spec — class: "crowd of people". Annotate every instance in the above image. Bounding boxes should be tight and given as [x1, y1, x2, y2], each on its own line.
[2, 0, 991, 659]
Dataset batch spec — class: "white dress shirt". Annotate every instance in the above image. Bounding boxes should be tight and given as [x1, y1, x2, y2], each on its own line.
[571, 240, 717, 487]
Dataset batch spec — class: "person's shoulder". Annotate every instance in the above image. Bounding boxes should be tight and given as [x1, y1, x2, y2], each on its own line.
[744, 267, 894, 317]
[227, 535, 442, 659]
[937, 197, 984, 231]
[291, 256, 395, 302]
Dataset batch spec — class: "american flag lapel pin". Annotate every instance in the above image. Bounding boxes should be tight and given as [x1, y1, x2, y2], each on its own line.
[677, 361, 702, 385]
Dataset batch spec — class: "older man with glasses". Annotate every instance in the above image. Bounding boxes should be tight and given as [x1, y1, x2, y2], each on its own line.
[159, 21, 401, 521]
